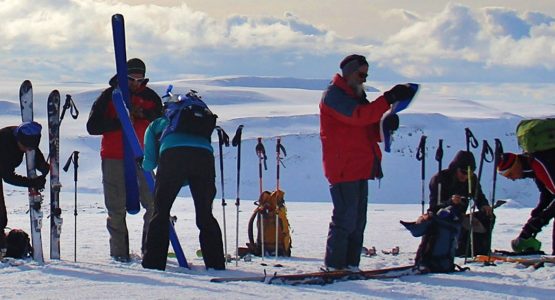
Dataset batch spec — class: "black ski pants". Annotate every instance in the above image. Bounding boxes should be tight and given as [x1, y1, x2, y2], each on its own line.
[324, 180, 368, 269]
[142, 147, 224, 270]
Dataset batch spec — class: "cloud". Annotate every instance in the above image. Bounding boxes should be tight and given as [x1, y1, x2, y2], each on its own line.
[1, 1, 555, 83]
[367, 3, 555, 81]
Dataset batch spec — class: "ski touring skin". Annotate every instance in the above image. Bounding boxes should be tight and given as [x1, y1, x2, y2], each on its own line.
[111, 13, 188, 268]
[19, 80, 44, 263]
[48, 90, 62, 259]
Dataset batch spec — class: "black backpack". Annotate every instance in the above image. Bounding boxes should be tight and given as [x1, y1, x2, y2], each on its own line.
[5, 229, 33, 259]
[402, 213, 462, 273]
[160, 88, 217, 141]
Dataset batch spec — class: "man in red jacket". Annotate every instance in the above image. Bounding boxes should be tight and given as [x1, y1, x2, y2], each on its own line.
[320, 54, 415, 271]
[87, 58, 162, 262]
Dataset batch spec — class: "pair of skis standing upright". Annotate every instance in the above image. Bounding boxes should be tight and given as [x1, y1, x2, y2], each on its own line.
[19, 81, 79, 264]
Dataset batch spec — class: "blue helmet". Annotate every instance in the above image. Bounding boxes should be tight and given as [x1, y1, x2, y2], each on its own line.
[14, 121, 42, 148]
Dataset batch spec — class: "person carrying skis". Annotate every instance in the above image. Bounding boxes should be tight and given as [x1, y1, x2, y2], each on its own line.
[86, 58, 162, 262]
[0, 122, 49, 256]
[140, 96, 225, 271]
[497, 150, 555, 254]
[319, 54, 416, 271]
[424, 150, 494, 256]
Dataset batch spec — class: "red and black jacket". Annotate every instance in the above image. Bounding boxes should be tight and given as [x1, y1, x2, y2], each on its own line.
[86, 77, 162, 159]
[319, 74, 390, 185]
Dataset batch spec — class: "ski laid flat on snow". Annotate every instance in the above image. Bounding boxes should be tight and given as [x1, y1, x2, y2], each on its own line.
[210, 265, 417, 285]
[474, 254, 555, 266]
[48, 90, 62, 259]
[19, 80, 44, 263]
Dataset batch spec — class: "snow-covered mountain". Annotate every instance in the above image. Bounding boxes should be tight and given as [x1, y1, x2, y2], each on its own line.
[0, 77, 551, 207]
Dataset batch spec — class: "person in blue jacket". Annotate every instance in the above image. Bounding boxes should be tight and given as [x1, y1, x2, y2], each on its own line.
[141, 109, 225, 271]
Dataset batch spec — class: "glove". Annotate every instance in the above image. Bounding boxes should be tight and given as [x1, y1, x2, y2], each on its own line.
[384, 84, 415, 105]
[382, 114, 399, 131]
[28, 175, 46, 190]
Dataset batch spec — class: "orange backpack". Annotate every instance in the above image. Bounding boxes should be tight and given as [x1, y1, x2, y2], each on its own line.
[247, 190, 292, 256]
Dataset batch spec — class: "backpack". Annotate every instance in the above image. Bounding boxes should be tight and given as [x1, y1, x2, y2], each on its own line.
[160, 89, 217, 141]
[402, 212, 462, 273]
[5, 229, 33, 259]
[247, 190, 292, 257]
[516, 118, 555, 153]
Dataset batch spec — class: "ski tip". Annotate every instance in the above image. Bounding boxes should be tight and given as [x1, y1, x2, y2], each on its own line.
[408, 83, 419, 91]
[112, 13, 124, 21]
[20, 80, 32, 92]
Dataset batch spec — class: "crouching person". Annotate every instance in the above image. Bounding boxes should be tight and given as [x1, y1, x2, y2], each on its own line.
[402, 151, 493, 272]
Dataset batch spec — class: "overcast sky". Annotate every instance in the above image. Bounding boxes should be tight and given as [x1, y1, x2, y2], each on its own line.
[1, 0, 555, 83]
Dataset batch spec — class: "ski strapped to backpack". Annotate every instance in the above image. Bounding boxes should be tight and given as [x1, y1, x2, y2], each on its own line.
[160, 85, 217, 141]
[516, 118, 555, 153]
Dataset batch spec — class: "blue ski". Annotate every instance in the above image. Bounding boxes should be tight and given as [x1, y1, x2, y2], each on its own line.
[111, 14, 188, 268]
[111, 13, 140, 214]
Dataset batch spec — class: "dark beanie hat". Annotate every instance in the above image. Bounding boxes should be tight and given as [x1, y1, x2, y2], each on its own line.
[14, 121, 42, 149]
[448, 150, 476, 171]
[340, 54, 368, 77]
[127, 58, 146, 76]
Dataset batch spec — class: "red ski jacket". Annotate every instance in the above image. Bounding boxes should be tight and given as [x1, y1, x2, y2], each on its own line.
[319, 74, 390, 184]
[86, 77, 162, 160]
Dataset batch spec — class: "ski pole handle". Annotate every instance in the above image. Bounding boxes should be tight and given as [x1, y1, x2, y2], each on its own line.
[435, 139, 443, 172]
[63, 151, 80, 181]
[465, 128, 479, 152]
[416, 135, 427, 180]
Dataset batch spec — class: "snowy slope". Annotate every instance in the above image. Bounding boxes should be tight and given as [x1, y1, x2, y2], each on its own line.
[0, 78, 549, 206]
[0, 77, 554, 299]
[1, 192, 554, 299]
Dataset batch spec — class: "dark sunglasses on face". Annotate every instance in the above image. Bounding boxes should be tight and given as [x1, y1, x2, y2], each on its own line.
[358, 72, 368, 79]
[128, 76, 147, 84]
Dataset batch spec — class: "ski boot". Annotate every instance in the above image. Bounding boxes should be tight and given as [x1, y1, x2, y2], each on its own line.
[511, 236, 542, 253]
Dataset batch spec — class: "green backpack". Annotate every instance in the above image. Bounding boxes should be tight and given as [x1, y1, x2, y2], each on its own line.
[516, 118, 555, 153]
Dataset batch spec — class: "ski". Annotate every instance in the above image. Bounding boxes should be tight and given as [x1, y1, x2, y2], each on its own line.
[474, 254, 555, 266]
[211, 265, 417, 284]
[111, 13, 140, 214]
[47, 90, 62, 259]
[19, 80, 44, 264]
[111, 14, 188, 268]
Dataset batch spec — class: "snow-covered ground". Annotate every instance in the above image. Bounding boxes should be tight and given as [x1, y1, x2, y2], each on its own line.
[1, 192, 554, 299]
[0, 77, 554, 299]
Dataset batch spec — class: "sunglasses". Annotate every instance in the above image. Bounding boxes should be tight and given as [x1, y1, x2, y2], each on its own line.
[358, 72, 368, 79]
[128, 76, 147, 84]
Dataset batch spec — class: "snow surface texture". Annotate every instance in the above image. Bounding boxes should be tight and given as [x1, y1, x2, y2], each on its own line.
[0, 77, 554, 299]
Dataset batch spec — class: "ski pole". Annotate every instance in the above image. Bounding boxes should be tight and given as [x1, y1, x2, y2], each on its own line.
[275, 137, 286, 261]
[464, 128, 479, 152]
[63, 151, 79, 262]
[59, 94, 79, 126]
[486, 139, 503, 265]
[255, 137, 267, 259]
[231, 125, 244, 266]
[465, 140, 493, 262]
[435, 139, 444, 206]
[216, 126, 230, 262]
[416, 135, 427, 215]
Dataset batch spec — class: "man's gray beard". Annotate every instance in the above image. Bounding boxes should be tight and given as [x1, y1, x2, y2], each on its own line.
[349, 82, 365, 97]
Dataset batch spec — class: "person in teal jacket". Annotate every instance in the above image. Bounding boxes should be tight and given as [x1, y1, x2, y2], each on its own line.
[141, 116, 225, 271]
